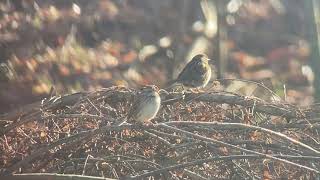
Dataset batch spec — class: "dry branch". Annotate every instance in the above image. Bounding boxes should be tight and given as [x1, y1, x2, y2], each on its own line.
[163, 121, 320, 155]
[1, 89, 316, 132]
[155, 124, 319, 174]
[9, 173, 115, 180]
[128, 154, 320, 179]
[1, 87, 319, 179]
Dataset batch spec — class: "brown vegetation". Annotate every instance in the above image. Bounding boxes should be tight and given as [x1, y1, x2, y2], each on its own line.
[1, 87, 319, 179]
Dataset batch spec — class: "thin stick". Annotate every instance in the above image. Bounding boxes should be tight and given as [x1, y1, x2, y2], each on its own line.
[163, 121, 320, 154]
[156, 124, 319, 174]
[130, 154, 320, 179]
[82, 154, 92, 176]
[10, 173, 115, 180]
[5, 124, 136, 174]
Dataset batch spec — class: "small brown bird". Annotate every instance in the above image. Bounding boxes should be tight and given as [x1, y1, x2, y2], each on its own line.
[169, 54, 212, 90]
[126, 85, 161, 124]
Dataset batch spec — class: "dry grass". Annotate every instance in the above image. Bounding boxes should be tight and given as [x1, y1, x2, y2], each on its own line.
[1, 86, 319, 179]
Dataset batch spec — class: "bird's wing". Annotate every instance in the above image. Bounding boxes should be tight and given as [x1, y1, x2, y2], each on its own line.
[127, 93, 145, 119]
[177, 59, 203, 82]
[177, 60, 196, 80]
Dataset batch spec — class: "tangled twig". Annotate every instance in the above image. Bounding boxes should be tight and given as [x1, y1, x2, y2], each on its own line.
[1, 87, 319, 179]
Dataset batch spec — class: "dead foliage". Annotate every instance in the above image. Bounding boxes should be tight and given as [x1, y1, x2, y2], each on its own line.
[0, 86, 319, 179]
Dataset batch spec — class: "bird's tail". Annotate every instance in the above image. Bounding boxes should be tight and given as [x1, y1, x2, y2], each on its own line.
[166, 79, 177, 87]
[163, 79, 178, 90]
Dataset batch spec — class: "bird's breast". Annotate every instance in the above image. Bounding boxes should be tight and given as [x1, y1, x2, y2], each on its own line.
[136, 95, 161, 122]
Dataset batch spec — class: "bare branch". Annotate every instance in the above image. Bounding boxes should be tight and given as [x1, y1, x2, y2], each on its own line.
[155, 124, 320, 174]
[129, 154, 320, 179]
[10, 173, 115, 180]
[162, 121, 320, 155]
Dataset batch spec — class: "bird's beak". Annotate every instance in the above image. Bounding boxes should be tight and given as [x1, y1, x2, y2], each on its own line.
[207, 58, 211, 61]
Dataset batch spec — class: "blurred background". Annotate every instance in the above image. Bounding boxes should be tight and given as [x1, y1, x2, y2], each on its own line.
[0, 0, 318, 113]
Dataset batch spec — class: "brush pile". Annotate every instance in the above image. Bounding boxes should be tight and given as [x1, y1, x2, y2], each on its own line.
[1, 86, 320, 179]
